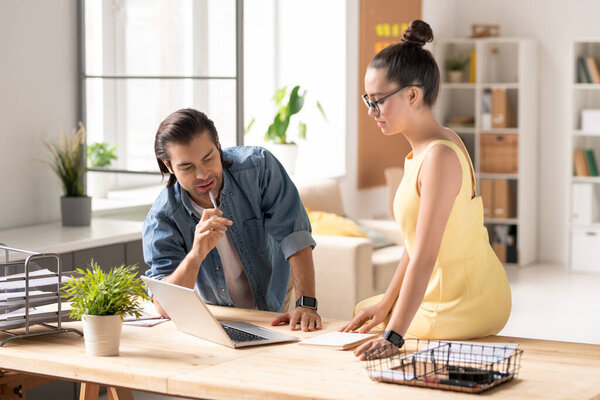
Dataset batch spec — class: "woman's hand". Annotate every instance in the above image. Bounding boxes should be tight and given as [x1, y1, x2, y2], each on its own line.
[191, 208, 233, 259]
[338, 301, 392, 333]
[353, 336, 401, 361]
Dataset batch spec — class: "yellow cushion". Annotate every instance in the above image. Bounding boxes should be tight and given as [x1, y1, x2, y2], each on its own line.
[306, 209, 368, 238]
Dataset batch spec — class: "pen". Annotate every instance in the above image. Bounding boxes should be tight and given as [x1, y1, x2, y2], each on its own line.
[209, 190, 218, 209]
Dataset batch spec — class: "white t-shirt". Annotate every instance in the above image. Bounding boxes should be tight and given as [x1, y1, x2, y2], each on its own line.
[191, 202, 256, 309]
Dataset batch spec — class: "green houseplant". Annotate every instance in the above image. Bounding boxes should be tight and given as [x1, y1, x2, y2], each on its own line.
[445, 54, 470, 83]
[87, 142, 117, 168]
[42, 122, 91, 226]
[87, 142, 118, 198]
[62, 260, 150, 356]
[247, 85, 327, 174]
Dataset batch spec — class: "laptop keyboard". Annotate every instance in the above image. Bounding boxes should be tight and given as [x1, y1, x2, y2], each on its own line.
[222, 325, 269, 343]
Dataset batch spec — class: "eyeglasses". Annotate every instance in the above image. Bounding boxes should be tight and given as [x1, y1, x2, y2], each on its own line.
[361, 84, 424, 115]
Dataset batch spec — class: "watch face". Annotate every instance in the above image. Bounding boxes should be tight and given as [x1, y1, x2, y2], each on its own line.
[303, 297, 317, 308]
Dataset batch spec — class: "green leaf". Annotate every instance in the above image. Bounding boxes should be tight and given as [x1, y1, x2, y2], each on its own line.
[316, 101, 328, 122]
[288, 86, 306, 116]
[273, 86, 287, 105]
[297, 121, 306, 140]
[244, 118, 255, 135]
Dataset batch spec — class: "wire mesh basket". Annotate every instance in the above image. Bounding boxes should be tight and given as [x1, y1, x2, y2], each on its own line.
[365, 339, 522, 393]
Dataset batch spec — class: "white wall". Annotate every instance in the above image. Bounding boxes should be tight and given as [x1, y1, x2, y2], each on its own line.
[423, 0, 600, 264]
[0, 0, 78, 230]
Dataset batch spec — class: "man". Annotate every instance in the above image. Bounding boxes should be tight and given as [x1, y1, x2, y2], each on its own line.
[143, 108, 321, 331]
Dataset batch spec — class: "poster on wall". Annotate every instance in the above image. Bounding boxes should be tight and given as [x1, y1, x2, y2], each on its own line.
[358, 0, 422, 189]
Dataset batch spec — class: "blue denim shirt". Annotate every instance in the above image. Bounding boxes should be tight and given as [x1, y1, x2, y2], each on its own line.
[142, 146, 315, 312]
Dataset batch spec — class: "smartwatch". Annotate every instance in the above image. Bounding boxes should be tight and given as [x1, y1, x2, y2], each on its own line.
[382, 330, 405, 348]
[295, 296, 318, 310]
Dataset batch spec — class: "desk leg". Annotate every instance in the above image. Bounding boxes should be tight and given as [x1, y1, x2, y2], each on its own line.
[79, 382, 99, 400]
[106, 387, 134, 400]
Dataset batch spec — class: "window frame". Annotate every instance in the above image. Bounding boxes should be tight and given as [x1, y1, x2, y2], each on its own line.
[77, 0, 244, 179]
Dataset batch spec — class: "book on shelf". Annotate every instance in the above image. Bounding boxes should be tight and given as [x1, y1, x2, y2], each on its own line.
[584, 149, 598, 176]
[573, 149, 591, 176]
[586, 57, 600, 84]
[578, 56, 592, 84]
[470, 49, 476, 83]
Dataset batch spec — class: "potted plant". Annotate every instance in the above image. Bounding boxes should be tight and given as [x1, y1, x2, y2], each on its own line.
[42, 122, 91, 226]
[247, 85, 327, 174]
[62, 260, 150, 356]
[445, 54, 470, 83]
[87, 142, 118, 198]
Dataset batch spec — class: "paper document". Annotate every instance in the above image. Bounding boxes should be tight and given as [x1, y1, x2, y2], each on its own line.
[299, 331, 377, 350]
[123, 301, 167, 327]
[0, 291, 59, 311]
[0, 275, 70, 290]
[0, 269, 55, 282]
[369, 370, 415, 381]
[123, 318, 169, 327]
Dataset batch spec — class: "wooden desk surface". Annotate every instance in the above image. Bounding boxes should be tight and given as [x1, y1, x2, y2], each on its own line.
[1, 306, 599, 400]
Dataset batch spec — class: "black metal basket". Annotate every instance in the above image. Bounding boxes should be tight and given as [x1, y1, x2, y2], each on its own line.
[365, 339, 522, 393]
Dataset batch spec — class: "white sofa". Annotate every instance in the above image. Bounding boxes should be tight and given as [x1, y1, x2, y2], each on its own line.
[297, 179, 405, 320]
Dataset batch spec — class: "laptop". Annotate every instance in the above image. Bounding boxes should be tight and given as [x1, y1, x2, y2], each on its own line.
[141, 276, 298, 348]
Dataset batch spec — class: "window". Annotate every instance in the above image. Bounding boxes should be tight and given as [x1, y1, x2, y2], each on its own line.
[80, 0, 241, 188]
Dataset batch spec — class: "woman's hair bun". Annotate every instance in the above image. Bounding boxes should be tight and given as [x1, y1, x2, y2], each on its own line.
[402, 20, 434, 47]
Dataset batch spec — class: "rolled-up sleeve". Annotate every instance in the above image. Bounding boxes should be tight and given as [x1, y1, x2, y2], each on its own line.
[259, 149, 316, 260]
[142, 212, 187, 280]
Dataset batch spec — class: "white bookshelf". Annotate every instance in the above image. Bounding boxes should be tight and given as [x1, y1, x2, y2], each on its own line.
[567, 40, 600, 272]
[433, 37, 538, 266]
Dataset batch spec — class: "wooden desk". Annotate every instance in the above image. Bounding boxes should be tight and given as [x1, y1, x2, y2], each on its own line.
[0, 306, 599, 399]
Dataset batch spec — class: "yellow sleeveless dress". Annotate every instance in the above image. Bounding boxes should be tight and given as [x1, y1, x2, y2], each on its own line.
[355, 139, 511, 339]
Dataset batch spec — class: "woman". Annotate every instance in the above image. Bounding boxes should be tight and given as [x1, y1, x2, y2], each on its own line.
[340, 20, 511, 359]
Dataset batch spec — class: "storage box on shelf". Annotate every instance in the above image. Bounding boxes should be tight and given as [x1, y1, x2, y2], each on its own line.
[568, 40, 600, 272]
[434, 37, 537, 266]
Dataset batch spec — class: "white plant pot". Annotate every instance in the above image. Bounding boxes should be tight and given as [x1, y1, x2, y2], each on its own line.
[87, 171, 111, 198]
[82, 314, 123, 356]
[266, 143, 299, 175]
[448, 70, 464, 83]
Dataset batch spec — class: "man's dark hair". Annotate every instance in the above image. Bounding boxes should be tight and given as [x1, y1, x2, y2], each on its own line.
[154, 108, 233, 187]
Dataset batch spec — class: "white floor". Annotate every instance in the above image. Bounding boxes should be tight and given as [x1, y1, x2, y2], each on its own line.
[102, 263, 600, 400]
[500, 263, 600, 345]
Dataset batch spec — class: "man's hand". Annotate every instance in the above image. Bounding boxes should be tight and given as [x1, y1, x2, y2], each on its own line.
[271, 307, 322, 332]
[191, 208, 233, 259]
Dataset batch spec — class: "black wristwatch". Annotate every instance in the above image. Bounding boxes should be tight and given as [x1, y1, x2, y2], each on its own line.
[382, 330, 405, 348]
[295, 296, 318, 310]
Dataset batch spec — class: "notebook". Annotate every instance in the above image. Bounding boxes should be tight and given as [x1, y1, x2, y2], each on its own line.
[299, 331, 377, 350]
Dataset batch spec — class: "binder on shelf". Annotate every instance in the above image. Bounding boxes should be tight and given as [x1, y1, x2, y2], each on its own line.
[480, 179, 493, 217]
[571, 183, 598, 224]
[493, 179, 515, 219]
[581, 109, 600, 133]
[573, 150, 590, 176]
[470, 49, 476, 83]
[491, 88, 515, 128]
[586, 57, 600, 84]
[577, 56, 592, 83]
[584, 149, 598, 176]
